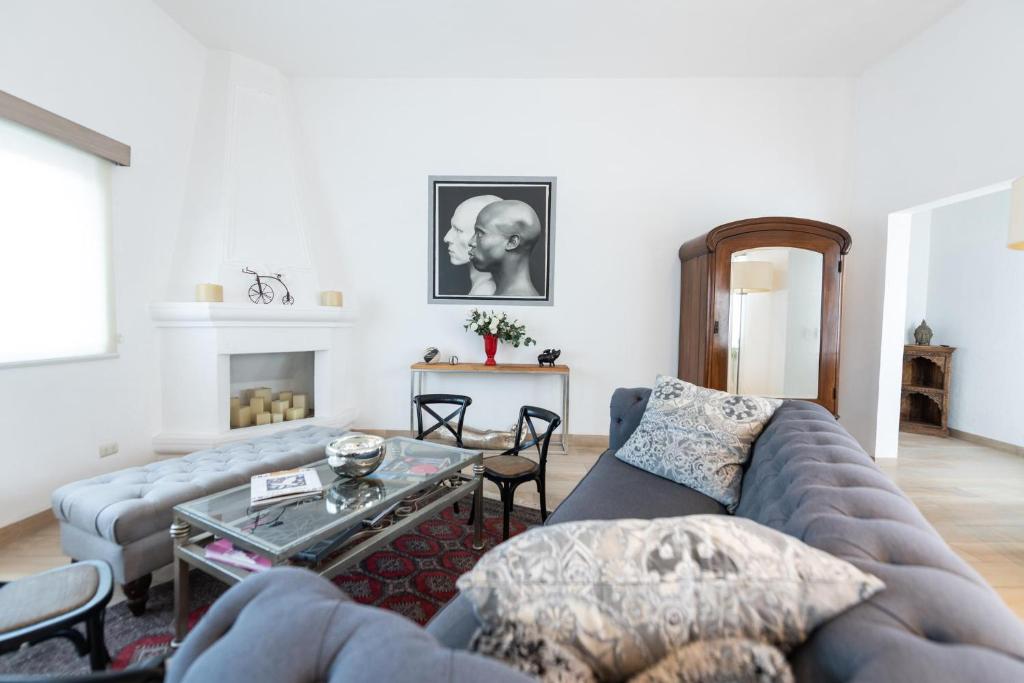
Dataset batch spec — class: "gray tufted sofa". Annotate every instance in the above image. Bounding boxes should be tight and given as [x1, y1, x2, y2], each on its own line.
[427, 389, 1024, 681]
[50, 425, 345, 614]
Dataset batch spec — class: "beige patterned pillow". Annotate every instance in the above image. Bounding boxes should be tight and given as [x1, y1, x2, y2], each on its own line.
[458, 515, 883, 682]
[615, 376, 782, 511]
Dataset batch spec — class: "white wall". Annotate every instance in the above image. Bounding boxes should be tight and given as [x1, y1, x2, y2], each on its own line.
[0, 0, 207, 526]
[904, 211, 932, 341]
[292, 78, 854, 433]
[921, 190, 1023, 447]
[850, 0, 1024, 456]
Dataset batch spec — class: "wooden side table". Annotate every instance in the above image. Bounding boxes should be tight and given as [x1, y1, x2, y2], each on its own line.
[410, 362, 570, 453]
[900, 345, 955, 437]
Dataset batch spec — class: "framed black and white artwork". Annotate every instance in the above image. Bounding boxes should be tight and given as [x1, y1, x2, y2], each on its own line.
[428, 176, 556, 305]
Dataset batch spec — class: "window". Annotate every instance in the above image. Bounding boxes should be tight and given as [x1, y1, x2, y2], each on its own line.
[0, 116, 115, 365]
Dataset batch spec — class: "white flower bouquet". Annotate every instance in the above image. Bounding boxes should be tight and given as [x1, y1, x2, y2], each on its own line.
[463, 309, 536, 348]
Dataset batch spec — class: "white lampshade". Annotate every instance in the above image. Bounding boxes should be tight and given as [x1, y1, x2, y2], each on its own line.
[1010, 176, 1024, 250]
[731, 261, 773, 293]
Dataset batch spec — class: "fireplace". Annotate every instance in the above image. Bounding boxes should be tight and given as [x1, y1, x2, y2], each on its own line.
[229, 351, 315, 428]
[149, 302, 356, 453]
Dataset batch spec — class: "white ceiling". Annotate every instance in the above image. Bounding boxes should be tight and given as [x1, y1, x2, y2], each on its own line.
[155, 0, 962, 78]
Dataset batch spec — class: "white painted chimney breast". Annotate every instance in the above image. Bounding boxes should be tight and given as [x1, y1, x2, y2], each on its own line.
[167, 51, 324, 304]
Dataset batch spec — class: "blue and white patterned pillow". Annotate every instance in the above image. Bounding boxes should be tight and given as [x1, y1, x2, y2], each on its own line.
[615, 376, 781, 512]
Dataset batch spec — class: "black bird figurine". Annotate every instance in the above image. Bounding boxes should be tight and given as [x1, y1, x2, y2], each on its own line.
[537, 348, 561, 367]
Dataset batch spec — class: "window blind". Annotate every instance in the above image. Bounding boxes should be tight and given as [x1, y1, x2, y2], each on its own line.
[0, 116, 115, 365]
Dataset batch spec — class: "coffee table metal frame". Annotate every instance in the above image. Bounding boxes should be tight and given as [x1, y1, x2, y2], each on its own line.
[168, 440, 484, 646]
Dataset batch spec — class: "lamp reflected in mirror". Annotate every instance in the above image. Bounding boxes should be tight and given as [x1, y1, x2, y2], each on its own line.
[1009, 177, 1024, 250]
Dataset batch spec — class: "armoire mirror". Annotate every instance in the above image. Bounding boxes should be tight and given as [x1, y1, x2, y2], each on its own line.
[678, 217, 851, 415]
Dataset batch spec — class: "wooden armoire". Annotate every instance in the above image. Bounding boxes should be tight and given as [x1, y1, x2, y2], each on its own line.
[677, 217, 851, 416]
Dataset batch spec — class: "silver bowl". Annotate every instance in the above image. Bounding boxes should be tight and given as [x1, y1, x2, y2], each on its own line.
[326, 433, 387, 478]
[325, 478, 386, 515]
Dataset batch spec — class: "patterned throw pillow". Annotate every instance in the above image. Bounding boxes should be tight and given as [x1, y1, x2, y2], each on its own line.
[471, 620, 596, 683]
[615, 376, 782, 511]
[458, 515, 883, 682]
[629, 639, 793, 683]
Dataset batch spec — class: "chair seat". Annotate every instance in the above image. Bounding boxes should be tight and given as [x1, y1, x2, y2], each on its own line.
[0, 563, 100, 633]
[483, 455, 538, 478]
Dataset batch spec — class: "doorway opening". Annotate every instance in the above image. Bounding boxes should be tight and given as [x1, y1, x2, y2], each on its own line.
[875, 179, 1019, 458]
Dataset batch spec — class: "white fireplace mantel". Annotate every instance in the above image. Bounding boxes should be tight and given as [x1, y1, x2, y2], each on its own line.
[149, 302, 355, 327]
[149, 302, 358, 453]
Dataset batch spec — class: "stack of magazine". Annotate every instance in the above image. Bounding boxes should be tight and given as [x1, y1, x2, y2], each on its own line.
[250, 468, 323, 510]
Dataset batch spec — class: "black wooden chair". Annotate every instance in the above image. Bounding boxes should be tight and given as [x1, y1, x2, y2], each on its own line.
[414, 394, 472, 513]
[469, 405, 561, 540]
[412, 394, 472, 447]
[0, 560, 113, 672]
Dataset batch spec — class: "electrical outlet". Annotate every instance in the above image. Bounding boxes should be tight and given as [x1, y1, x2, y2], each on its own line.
[99, 442, 119, 458]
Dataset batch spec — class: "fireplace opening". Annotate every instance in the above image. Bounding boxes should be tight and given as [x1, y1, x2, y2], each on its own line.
[229, 351, 315, 429]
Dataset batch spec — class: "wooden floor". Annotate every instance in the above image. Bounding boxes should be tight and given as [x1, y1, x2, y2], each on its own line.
[1, 434, 1021, 619]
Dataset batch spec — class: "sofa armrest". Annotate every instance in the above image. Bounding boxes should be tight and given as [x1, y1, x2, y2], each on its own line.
[609, 387, 651, 450]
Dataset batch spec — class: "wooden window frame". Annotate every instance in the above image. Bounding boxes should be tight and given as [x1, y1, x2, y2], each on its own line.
[0, 89, 130, 166]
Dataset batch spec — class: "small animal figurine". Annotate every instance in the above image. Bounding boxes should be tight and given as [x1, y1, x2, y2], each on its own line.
[423, 347, 439, 364]
[537, 348, 561, 367]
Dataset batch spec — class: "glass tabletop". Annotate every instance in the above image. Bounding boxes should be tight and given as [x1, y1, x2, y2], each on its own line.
[174, 437, 481, 560]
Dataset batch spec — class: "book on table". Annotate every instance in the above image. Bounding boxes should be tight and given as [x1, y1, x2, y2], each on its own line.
[204, 538, 272, 573]
[250, 467, 323, 509]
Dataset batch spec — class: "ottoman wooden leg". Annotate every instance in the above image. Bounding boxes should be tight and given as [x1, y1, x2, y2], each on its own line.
[122, 574, 152, 616]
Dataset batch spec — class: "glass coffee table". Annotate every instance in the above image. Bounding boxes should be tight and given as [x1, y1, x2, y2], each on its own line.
[168, 437, 483, 645]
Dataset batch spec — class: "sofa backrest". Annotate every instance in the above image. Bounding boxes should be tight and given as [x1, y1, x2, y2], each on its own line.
[608, 389, 1024, 681]
[609, 387, 651, 450]
[737, 400, 1024, 682]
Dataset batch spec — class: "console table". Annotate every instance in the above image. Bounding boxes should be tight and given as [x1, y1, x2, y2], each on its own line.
[409, 362, 570, 453]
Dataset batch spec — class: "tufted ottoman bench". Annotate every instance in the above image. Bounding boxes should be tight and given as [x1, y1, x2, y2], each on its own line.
[51, 425, 346, 614]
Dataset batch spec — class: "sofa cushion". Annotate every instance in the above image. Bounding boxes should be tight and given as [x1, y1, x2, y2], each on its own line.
[52, 426, 344, 545]
[457, 515, 882, 681]
[615, 376, 780, 512]
[547, 449, 726, 525]
[736, 400, 1024, 682]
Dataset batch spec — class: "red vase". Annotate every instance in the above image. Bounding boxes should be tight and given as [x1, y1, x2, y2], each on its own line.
[483, 334, 498, 366]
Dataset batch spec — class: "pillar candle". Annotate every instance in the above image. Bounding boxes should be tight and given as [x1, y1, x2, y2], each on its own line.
[292, 394, 307, 411]
[195, 283, 224, 302]
[272, 413, 284, 423]
[320, 291, 343, 307]
[285, 407, 305, 421]
[278, 391, 293, 403]
[254, 387, 273, 405]
[230, 397, 241, 428]
[237, 406, 252, 428]
[255, 412, 272, 426]
[271, 399, 289, 415]
[250, 397, 265, 414]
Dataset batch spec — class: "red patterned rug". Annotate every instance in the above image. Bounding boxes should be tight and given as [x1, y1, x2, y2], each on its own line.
[0, 499, 541, 676]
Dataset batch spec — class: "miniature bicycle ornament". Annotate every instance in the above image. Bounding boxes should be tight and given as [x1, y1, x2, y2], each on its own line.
[242, 267, 295, 305]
